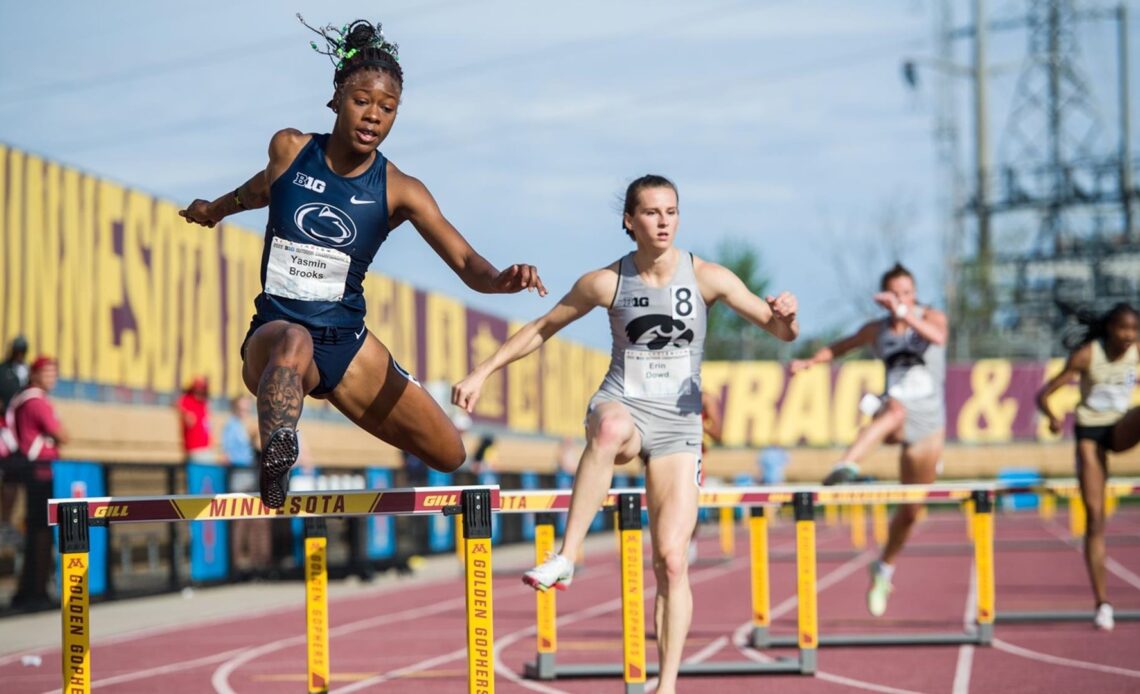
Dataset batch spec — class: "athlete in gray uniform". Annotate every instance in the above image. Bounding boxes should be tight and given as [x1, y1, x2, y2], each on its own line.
[453, 175, 799, 694]
[871, 305, 947, 444]
[589, 251, 707, 469]
[791, 262, 948, 618]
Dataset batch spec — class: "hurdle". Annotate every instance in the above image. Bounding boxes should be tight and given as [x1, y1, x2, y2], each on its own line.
[994, 478, 1140, 625]
[761, 483, 996, 648]
[49, 485, 500, 694]
[502, 487, 816, 688]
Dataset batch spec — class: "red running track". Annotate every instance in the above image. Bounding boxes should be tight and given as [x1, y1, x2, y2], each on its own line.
[3, 508, 1140, 693]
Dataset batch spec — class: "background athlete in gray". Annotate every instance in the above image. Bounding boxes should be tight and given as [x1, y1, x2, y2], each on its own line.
[453, 175, 798, 694]
[790, 262, 949, 618]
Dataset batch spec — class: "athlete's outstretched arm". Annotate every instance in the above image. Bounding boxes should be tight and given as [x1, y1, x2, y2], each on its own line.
[179, 129, 307, 228]
[388, 167, 547, 297]
[872, 292, 949, 345]
[789, 321, 878, 374]
[1035, 344, 1090, 433]
[452, 269, 615, 412]
[696, 260, 799, 341]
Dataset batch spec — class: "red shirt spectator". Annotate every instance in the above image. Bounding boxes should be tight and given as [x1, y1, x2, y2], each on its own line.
[178, 376, 212, 458]
[7, 357, 67, 465]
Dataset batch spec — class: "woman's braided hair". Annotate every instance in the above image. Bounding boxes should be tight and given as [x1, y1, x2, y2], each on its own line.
[298, 15, 403, 110]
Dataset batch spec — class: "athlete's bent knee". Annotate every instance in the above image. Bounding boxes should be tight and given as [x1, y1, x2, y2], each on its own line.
[269, 325, 313, 370]
[593, 413, 632, 450]
[426, 434, 466, 474]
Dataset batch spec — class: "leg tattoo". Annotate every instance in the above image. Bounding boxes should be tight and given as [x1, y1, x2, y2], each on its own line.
[257, 366, 303, 509]
[258, 366, 303, 446]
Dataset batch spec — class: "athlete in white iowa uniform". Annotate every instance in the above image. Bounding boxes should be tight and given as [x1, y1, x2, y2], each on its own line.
[453, 175, 798, 694]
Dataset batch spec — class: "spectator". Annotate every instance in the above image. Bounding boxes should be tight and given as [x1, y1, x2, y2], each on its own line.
[0, 335, 29, 410]
[0, 336, 30, 541]
[222, 396, 270, 577]
[758, 446, 790, 484]
[470, 433, 498, 476]
[177, 376, 214, 464]
[403, 449, 428, 486]
[8, 356, 68, 610]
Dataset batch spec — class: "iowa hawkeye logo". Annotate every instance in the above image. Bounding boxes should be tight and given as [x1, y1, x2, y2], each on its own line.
[625, 314, 693, 350]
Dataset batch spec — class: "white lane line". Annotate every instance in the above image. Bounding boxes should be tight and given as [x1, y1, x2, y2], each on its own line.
[0, 565, 480, 669]
[1106, 557, 1140, 591]
[36, 647, 250, 694]
[815, 672, 928, 694]
[952, 560, 977, 694]
[723, 550, 926, 694]
[1045, 521, 1140, 592]
[211, 593, 471, 694]
[330, 646, 469, 693]
[494, 551, 752, 694]
[332, 560, 631, 694]
[992, 638, 1140, 678]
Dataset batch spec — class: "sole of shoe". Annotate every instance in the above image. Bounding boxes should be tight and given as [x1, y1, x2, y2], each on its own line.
[260, 428, 298, 510]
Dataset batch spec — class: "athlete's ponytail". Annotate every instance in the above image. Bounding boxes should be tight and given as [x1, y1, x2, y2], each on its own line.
[1060, 301, 1139, 350]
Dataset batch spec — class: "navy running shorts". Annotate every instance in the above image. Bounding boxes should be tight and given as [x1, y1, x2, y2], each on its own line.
[242, 315, 368, 396]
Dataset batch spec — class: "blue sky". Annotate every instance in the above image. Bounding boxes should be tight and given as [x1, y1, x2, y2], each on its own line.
[1, 0, 1135, 350]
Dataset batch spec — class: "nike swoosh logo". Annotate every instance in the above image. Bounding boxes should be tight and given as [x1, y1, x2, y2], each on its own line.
[349, 195, 375, 205]
[354, 327, 366, 340]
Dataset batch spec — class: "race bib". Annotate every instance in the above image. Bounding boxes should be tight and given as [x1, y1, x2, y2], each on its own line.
[1084, 376, 1135, 413]
[886, 365, 935, 401]
[264, 237, 351, 302]
[624, 348, 692, 398]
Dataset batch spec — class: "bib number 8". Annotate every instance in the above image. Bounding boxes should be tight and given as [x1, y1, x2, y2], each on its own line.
[673, 286, 693, 319]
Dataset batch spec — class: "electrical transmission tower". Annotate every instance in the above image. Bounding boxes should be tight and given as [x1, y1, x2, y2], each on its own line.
[928, 0, 1138, 358]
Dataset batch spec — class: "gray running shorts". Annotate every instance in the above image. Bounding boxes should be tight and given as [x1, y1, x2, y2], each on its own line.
[587, 392, 703, 472]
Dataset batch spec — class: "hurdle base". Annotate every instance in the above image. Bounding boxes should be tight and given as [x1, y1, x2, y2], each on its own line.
[524, 653, 556, 680]
[764, 630, 983, 648]
[534, 658, 805, 679]
[750, 625, 769, 649]
[995, 609, 1140, 623]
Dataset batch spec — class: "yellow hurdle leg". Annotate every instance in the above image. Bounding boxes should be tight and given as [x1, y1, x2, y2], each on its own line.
[849, 504, 866, 550]
[972, 491, 995, 645]
[1039, 493, 1056, 521]
[720, 506, 736, 558]
[872, 504, 889, 547]
[60, 503, 91, 694]
[824, 503, 839, 527]
[304, 519, 329, 694]
[1106, 490, 1118, 518]
[462, 490, 496, 694]
[1069, 494, 1087, 538]
[531, 515, 557, 679]
[617, 494, 646, 694]
[794, 493, 818, 674]
[749, 507, 770, 648]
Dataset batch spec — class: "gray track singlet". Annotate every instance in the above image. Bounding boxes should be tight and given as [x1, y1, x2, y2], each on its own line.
[870, 306, 946, 441]
[597, 250, 706, 413]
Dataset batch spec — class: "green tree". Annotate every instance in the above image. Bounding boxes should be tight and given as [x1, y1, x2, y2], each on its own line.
[703, 238, 785, 360]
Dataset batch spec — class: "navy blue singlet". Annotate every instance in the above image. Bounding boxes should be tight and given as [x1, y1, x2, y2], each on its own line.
[254, 134, 390, 329]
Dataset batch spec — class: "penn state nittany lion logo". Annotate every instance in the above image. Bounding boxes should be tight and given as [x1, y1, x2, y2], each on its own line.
[625, 315, 694, 350]
[294, 203, 357, 247]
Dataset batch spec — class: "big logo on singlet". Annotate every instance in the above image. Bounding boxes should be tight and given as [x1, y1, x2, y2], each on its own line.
[293, 203, 358, 247]
[625, 315, 694, 350]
